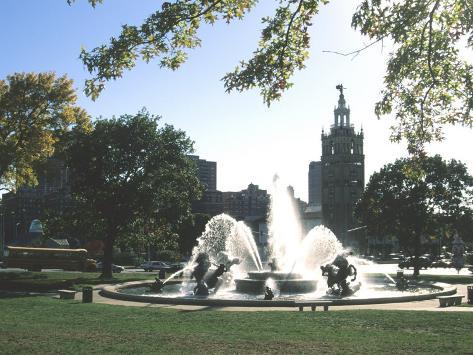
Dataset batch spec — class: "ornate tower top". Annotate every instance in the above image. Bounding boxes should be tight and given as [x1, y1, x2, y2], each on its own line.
[334, 84, 350, 127]
[336, 84, 346, 108]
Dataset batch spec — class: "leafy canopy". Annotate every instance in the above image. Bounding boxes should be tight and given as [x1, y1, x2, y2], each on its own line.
[72, 0, 472, 155]
[0, 72, 91, 191]
[65, 110, 202, 276]
[355, 155, 473, 258]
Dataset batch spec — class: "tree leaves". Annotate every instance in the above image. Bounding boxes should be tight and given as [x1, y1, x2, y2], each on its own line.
[0, 72, 91, 191]
[355, 155, 473, 254]
[78, 0, 258, 100]
[73, 0, 473, 157]
[353, 0, 473, 155]
[223, 0, 327, 105]
[66, 110, 202, 237]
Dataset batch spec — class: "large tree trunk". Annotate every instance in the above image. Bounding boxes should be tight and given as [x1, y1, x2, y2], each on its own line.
[101, 236, 115, 279]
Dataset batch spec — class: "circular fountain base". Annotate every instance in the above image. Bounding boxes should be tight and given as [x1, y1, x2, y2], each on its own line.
[234, 271, 317, 293]
[101, 279, 457, 307]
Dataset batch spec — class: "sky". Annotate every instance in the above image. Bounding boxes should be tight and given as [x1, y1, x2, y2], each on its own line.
[1, 0, 472, 201]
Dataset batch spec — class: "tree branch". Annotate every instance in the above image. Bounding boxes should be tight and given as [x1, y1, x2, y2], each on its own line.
[322, 36, 386, 58]
[427, 0, 441, 85]
[278, 0, 305, 67]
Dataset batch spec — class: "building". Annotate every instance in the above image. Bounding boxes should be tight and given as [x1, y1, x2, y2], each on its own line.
[192, 190, 224, 216]
[189, 155, 223, 216]
[222, 184, 270, 221]
[188, 155, 217, 191]
[321, 85, 364, 245]
[302, 205, 323, 233]
[286, 185, 308, 217]
[308, 161, 322, 206]
[1, 158, 72, 245]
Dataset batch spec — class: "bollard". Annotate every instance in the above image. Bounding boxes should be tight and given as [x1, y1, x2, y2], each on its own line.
[468, 285, 473, 304]
[82, 286, 93, 303]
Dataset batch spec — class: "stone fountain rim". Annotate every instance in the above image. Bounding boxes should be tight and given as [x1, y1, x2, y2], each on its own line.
[100, 280, 457, 307]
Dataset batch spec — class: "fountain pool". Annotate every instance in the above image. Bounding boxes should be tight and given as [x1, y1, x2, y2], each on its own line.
[100, 176, 457, 307]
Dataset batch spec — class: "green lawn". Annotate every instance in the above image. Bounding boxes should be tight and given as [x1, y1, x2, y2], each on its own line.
[0, 271, 155, 292]
[1, 296, 473, 354]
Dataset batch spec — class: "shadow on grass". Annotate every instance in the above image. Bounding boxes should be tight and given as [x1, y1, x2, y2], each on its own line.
[0, 271, 151, 292]
[0, 291, 54, 299]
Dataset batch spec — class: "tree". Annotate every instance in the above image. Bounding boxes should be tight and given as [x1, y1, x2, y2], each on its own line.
[41, 206, 106, 245]
[65, 110, 202, 277]
[355, 155, 473, 275]
[176, 213, 211, 256]
[0, 72, 91, 191]
[70, 0, 472, 156]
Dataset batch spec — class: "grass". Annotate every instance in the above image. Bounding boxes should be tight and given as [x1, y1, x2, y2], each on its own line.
[0, 271, 156, 292]
[1, 296, 473, 353]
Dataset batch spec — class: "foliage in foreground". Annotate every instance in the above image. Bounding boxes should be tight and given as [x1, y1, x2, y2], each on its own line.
[1, 296, 473, 354]
[70, 0, 473, 156]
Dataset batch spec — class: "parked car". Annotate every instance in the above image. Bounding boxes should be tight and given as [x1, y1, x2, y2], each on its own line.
[398, 256, 432, 270]
[140, 261, 173, 272]
[95, 262, 125, 273]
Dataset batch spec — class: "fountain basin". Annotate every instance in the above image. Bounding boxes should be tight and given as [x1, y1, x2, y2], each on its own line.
[235, 271, 317, 293]
[100, 280, 457, 307]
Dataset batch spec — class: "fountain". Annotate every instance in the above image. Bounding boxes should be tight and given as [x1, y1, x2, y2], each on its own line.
[101, 175, 457, 306]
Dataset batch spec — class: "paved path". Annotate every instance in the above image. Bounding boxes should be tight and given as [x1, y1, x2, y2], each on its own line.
[88, 284, 473, 312]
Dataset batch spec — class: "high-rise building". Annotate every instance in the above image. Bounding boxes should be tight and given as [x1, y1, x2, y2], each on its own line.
[188, 155, 217, 191]
[189, 155, 223, 216]
[321, 85, 364, 244]
[308, 161, 322, 206]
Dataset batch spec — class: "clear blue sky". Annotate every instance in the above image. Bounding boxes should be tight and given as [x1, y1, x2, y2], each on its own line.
[1, 0, 472, 200]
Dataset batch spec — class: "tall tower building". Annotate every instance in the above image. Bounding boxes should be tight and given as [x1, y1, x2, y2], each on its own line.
[188, 155, 222, 216]
[188, 155, 217, 191]
[308, 161, 321, 206]
[321, 85, 364, 244]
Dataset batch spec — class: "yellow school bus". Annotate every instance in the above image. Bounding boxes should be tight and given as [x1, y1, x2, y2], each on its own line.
[5, 246, 96, 272]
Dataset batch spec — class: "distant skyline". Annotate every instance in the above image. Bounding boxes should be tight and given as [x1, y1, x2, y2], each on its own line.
[1, 0, 472, 201]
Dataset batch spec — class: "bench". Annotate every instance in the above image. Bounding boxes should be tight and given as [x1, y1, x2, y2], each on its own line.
[58, 289, 76, 300]
[294, 301, 332, 312]
[437, 295, 464, 307]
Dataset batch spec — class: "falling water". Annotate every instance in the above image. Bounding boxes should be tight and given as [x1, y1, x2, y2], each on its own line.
[227, 221, 263, 271]
[267, 174, 304, 271]
[180, 175, 359, 295]
[187, 214, 262, 273]
[297, 225, 344, 276]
